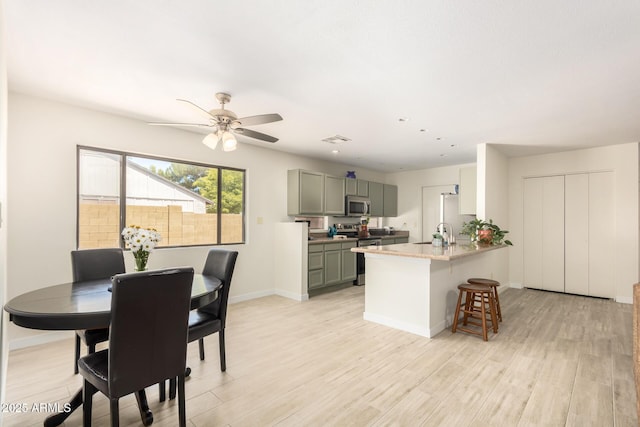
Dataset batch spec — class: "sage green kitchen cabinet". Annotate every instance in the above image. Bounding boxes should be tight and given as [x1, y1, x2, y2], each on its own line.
[394, 236, 408, 244]
[324, 175, 346, 215]
[308, 241, 357, 292]
[323, 243, 342, 286]
[383, 184, 398, 217]
[368, 181, 384, 217]
[288, 169, 324, 215]
[345, 178, 357, 195]
[341, 241, 357, 281]
[346, 178, 369, 197]
[357, 179, 369, 197]
[308, 244, 324, 290]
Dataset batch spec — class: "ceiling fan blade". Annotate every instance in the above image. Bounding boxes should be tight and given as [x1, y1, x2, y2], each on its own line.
[235, 127, 278, 143]
[236, 113, 283, 127]
[148, 122, 212, 129]
[176, 99, 218, 121]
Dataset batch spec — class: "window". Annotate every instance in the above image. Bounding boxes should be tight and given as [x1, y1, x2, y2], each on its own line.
[77, 147, 245, 249]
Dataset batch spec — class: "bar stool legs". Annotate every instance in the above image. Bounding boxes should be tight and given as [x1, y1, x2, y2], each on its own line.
[467, 278, 502, 322]
[452, 283, 498, 341]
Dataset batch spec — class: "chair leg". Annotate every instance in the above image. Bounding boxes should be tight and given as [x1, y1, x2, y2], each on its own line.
[135, 390, 153, 426]
[219, 329, 226, 372]
[74, 334, 81, 374]
[169, 377, 177, 400]
[159, 380, 166, 402]
[109, 398, 119, 427]
[177, 374, 187, 427]
[199, 338, 205, 360]
[451, 289, 464, 333]
[82, 379, 97, 427]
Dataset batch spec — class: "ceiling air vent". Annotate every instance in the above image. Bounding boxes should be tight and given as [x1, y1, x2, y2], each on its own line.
[322, 135, 351, 144]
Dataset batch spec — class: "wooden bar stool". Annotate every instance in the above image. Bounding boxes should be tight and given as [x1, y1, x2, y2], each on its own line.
[468, 278, 502, 322]
[452, 283, 498, 341]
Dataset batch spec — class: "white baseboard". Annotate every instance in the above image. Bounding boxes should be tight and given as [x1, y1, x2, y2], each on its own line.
[228, 289, 274, 304]
[616, 296, 633, 304]
[363, 311, 431, 338]
[274, 289, 309, 301]
[9, 331, 71, 351]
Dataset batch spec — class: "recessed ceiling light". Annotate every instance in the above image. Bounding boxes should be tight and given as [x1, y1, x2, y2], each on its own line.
[420, 128, 428, 132]
[398, 117, 409, 122]
[331, 149, 339, 154]
[450, 144, 456, 148]
[436, 137, 442, 141]
[440, 154, 447, 157]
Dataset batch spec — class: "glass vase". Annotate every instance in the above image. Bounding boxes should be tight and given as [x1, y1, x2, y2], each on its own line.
[134, 252, 149, 271]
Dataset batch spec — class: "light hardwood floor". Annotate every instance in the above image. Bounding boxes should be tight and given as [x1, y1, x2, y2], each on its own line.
[3, 286, 637, 426]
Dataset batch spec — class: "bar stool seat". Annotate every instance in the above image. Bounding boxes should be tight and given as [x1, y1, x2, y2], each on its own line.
[452, 283, 498, 341]
[467, 278, 502, 322]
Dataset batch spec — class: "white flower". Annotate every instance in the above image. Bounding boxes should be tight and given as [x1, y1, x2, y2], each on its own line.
[121, 225, 161, 252]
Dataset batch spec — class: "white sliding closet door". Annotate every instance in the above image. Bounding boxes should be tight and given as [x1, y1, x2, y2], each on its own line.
[588, 171, 614, 298]
[523, 176, 565, 292]
[565, 174, 589, 295]
[542, 176, 565, 292]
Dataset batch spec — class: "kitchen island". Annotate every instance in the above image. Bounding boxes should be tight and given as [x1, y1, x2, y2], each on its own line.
[351, 242, 508, 338]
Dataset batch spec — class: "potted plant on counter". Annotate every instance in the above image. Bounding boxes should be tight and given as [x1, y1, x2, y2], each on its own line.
[460, 218, 513, 246]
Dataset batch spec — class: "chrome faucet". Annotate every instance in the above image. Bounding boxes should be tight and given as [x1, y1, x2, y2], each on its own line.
[436, 223, 454, 245]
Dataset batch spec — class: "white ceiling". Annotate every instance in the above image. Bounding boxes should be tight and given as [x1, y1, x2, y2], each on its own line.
[4, 1, 640, 172]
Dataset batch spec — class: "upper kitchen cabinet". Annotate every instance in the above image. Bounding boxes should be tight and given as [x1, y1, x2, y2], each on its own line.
[345, 178, 357, 196]
[368, 182, 384, 217]
[287, 169, 325, 215]
[383, 184, 398, 217]
[346, 178, 369, 197]
[459, 166, 477, 215]
[324, 175, 345, 215]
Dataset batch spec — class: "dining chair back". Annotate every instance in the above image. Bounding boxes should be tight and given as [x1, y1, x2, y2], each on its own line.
[71, 248, 126, 282]
[78, 267, 194, 427]
[71, 248, 125, 374]
[189, 249, 238, 369]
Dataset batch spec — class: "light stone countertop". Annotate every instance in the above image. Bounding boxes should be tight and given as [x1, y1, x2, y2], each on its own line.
[351, 242, 508, 261]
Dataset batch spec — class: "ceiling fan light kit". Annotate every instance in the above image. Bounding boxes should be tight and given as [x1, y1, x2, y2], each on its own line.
[149, 92, 282, 152]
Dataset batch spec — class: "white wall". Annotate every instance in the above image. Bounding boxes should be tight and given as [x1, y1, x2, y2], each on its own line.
[384, 163, 475, 242]
[0, 0, 9, 408]
[508, 142, 639, 302]
[476, 143, 510, 288]
[6, 92, 385, 347]
[477, 143, 509, 225]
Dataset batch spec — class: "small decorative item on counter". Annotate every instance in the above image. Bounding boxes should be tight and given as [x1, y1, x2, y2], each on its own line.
[432, 232, 443, 247]
[358, 217, 370, 238]
[121, 225, 162, 271]
[328, 225, 337, 237]
[346, 171, 356, 179]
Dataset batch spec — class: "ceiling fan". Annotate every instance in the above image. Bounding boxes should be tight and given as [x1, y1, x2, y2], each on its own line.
[149, 92, 283, 152]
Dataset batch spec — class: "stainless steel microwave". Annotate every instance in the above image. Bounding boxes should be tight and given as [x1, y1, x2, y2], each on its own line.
[345, 196, 371, 217]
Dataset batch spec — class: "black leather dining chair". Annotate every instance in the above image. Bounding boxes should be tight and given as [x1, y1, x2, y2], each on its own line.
[161, 249, 238, 401]
[78, 267, 194, 427]
[189, 248, 238, 370]
[71, 248, 125, 374]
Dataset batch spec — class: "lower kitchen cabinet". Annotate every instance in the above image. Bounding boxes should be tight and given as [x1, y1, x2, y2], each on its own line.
[308, 241, 357, 291]
[341, 241, 357, 281]
[324, 243, 342, 285]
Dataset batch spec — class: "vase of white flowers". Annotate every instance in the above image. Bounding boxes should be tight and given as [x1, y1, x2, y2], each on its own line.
[121, 225, 162, 271]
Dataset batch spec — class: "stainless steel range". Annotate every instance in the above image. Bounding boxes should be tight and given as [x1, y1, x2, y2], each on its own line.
[355, 237, 382, 285]
[335, 225, 382, 286]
